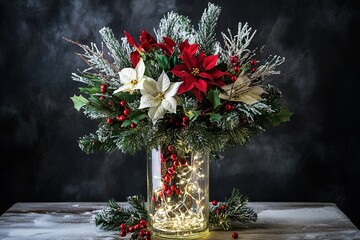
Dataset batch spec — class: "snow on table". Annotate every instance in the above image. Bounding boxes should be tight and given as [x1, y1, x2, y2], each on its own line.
[0, 202, 359, 239]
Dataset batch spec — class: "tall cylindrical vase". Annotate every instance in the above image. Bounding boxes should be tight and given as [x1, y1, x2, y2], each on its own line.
[147, 146, 209, 239]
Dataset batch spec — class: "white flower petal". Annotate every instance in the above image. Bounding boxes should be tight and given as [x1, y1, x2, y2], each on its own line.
[157, 71, 170, 92]
[148, 106, 166, 124]
[135, 58, 145, 79]
[162, 98, 177, 113]
[139, 94, 161, 109]
[164, 82, 182, 99]
[120, 68, 136, 84]
[140, 78, 158, 95]
[113, 84, 132, 94]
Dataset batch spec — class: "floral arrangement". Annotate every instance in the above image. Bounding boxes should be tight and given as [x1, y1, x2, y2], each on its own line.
[68, 3, 291, 158]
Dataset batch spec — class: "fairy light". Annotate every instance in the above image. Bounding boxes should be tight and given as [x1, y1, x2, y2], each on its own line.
[150, 152, 208, 234]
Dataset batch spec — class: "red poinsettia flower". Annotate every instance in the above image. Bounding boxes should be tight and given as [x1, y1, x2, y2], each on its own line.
[170, 41, 225, 102]
[125, 31, 176, 67]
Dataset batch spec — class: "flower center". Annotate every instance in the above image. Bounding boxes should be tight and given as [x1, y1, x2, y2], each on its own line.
[191, 68, 200, 76]
[130, 79, 138, 85]
[155, 92, 165, 100]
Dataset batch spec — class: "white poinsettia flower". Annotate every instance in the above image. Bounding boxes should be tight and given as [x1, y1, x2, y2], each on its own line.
[113, 58, 152, 94]
[139, 71, 182, 124]
[219, 74, 265, 105]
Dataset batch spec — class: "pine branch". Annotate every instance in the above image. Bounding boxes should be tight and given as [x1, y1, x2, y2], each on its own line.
[209, 189, 257, 230]
[197, 3, 221, 55]
[99, 27, 131, 70]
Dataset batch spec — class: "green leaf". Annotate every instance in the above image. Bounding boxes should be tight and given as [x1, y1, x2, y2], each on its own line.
[156, 54, 170, 71]
[113, 92, 138, 103]
[70, 94, 89, 111]
[121, 120, 132, 127]
[209, 113, 222, 122]
[131, 113, 147, 124]
[187, 110, 201, 122]
[270, 108, 293, 126]
[207, 89, 221, 109]
[79, 86, 100, 94]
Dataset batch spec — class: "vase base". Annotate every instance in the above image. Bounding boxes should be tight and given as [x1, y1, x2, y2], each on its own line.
[153, 228, 209, 239]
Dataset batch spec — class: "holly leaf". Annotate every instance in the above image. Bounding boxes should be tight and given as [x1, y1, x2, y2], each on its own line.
[113, 91, 138, 103]
[121, 120, 133, 127]
[70, 94, 88, 111]
[270, 108, 293, 126]
[187, 110, 201, 122]
[207, 89, 221, 109]
[79, 86, 100, 94]
[209, 113, 222, 122]
[156, 54, 170, 71]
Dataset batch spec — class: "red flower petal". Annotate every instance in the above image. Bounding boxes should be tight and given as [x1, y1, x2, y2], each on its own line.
[124, 31, 139, 48]
[192, 88, 203, 103]
[209, 68, 225, 78]
[186, 44, 199, 55]
[177, 79, 194, 94]
[170, 63, 188, 77]
[163, 37, 176, 49]
[179, 40, 190, 52]
[203, 55, 218, 70]
[130, 51, 140, 67]
[140, 31, 157, 45]
[198, 72, 213, 80]
[181, 49, 197, 68]
[141, 40, 152, 52]
[197, 51, 206, 66]
[194, 79, 207, 93]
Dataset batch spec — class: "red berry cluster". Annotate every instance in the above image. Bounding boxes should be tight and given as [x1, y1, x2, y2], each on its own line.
[166, 115, 190, 128]
[249, 59, 257, 73]
[212, 199, 226, 215]
[120, 220, 152, 239]
[106, 100, 137, 128]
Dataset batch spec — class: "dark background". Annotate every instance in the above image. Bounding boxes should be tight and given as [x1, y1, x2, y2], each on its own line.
[1, 0, 359, 228]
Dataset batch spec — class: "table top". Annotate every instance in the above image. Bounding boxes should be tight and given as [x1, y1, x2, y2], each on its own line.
[0, 202, 359, 239]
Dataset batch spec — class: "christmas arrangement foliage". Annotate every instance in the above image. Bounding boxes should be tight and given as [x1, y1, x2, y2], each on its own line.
[68, 3, 291, 157]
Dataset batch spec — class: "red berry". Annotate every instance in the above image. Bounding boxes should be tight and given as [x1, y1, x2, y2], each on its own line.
[120, 230, 126, 237]
[170, 185, 176, 191]
[225, 104, 233, 111]
[212, 200, 218, 206]
[164, 175, 171, 183]
[234, 66, 240, 72]
[166, 189, 173, 195]
[242, 117, 247, 124]
[175, 188, 181, 195]
[249, 59, 257, 66]
[230, 104, 235, 111]
[162, 184, 168, 191]
[220, 205, 226, 211]
[120, 100, 127, 106]
[167, 167, 175, 175]
[167, 145, 173, 152]
[225, 72, 232, 78]
[118, 115, 126, 121]
[100, 83, 107, 93]
[180, 159, 187, 166]
[200, 110, 206, 116]
[232, 232, 239, 239]
[151, 196, 156, 203]
[123, 108, 130, 115]
[161, 156, 167, 163]
[120, 223, 127, 230]
[215, 209, 221, 214]
[130, 122, 136, 128]
[231, 75, 237, 82]
[139, 220, 147, 226]
[145, 230, 151, 236]
[170, 153, 177, 161]
[167, 117, 174, 124]
[99, 96, 105, 100]
[159, 191, 164, 197]
[107, 118, 113, 125]
[139, 230, 145, 237]
[182, 116, 189, 123]
[230, 56, 238, 63]
[173, 160, 179, 167]
[251, 67, 257, 73]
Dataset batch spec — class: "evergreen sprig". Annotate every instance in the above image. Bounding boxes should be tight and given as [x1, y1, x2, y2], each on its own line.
[209, 189, 257, 230]
[96, 189, 256, 233]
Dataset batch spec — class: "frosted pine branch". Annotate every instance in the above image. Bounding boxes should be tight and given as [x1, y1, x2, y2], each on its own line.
[154, 12, 194, 44]
[220, 22, 256, 64]
[99, 27, 131, 70]
[251, 55, 285, 80]
[197, 3, 221, 55]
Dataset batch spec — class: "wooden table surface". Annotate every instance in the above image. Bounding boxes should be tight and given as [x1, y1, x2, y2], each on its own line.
[0, 202, 359, 239]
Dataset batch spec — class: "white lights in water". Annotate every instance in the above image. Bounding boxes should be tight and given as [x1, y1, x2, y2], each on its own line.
[151, 153, 207, 233]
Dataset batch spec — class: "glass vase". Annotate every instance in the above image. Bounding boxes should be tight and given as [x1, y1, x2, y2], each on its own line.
[147, 146, 209, 239]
